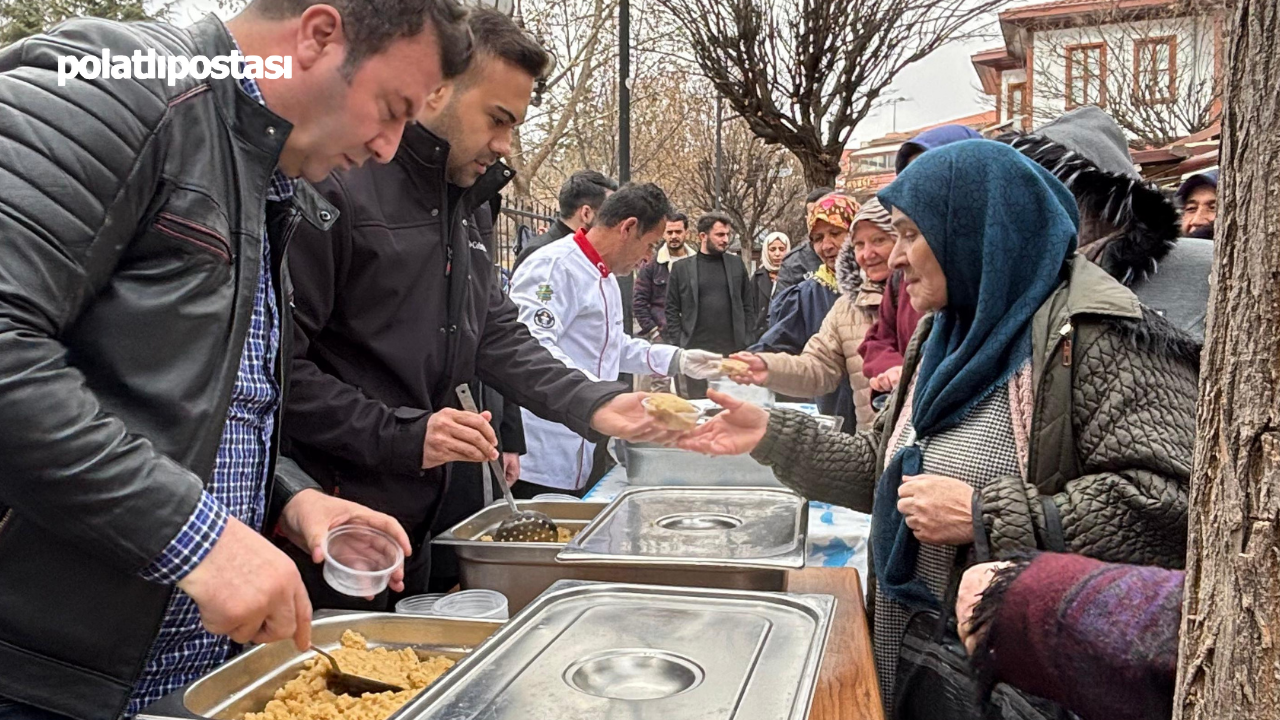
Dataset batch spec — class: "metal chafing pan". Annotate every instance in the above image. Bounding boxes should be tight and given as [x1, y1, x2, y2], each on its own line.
[136, 610, 502, 720]
[433, 496, 806, 612]
[398, 580, 836, 720]
[615, 411, 841, 487]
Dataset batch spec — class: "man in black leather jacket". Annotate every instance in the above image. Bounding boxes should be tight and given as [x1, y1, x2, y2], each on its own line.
[0, 2, 468, 717]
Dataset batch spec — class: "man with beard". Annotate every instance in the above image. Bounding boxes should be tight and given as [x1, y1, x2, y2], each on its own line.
[1177, 170, 1218, 240]
[283, 9, 671, 608]
[665, 212, 756, 398]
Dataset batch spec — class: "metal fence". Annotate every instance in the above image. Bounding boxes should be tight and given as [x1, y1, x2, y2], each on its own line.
[494, 195, 556, 271]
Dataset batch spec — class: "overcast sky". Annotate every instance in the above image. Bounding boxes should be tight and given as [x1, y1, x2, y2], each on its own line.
[168, 0, 998, 144]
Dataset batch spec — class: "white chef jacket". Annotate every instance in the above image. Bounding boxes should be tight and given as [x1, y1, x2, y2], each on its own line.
[509, 232, 679, 490]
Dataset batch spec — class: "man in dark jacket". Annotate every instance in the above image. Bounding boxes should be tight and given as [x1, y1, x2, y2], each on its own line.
[512, 169, 617, 272]
[633, 212, 692, 342]
[999, 106, 1212, 341]
[772, 186, 832, 294]
[284, 10, 671, 608]
[666, 212, 756, 398]
[0, 2, 468, 717]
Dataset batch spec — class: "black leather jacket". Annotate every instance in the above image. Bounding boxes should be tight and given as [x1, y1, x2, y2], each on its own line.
[0, 16, 331, 718]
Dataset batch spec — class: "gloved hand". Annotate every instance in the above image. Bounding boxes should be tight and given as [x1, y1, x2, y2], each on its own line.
[677, 349, 725, 379]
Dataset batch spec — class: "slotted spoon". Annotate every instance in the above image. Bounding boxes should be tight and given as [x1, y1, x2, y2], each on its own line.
[455, 385, 559, 542]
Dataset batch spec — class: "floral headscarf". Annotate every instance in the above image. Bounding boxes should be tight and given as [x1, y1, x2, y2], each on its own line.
[806, 192, 861, 233]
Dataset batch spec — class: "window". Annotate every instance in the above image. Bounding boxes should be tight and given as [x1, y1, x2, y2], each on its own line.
[1065, 43, 1107, 108]
[1006, 82, 1029, 131]
[1134, 36, 1177, 105]
[850, 152, 895, 175]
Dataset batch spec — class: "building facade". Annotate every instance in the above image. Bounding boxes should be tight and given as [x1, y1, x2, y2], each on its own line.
[972, 0, 1224, 147]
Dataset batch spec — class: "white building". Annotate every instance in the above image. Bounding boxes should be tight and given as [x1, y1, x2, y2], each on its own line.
[972, 0, 1224, 142]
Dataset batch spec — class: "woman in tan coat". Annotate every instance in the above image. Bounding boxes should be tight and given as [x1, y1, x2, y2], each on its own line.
[732, 199, 897, 430]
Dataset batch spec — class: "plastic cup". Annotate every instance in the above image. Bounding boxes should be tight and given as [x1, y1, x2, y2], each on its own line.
[322, 524, 404, 598]
[395, 593, 446, 615]
[532, 493, 581, 502]
[432, 589, 509, 620]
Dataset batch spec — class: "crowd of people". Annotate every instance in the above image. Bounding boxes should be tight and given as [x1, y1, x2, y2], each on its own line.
[0, 0, 1222, 718]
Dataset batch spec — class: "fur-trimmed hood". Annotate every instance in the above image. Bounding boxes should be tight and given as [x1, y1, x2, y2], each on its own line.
[997, 106, 1181, 286]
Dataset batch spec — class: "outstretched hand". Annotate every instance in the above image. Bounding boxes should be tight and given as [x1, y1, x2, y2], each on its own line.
[591, 392, 694, 445]
[677, 389, 769, 456]
[728, 352, 769, 385]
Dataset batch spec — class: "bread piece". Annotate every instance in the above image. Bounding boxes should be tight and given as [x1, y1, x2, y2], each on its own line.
[643, 393, 700, 431]
[719, 358, 750, 376]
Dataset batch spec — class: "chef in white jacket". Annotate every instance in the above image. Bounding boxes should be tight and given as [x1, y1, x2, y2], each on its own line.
[510, 183, 721, 493]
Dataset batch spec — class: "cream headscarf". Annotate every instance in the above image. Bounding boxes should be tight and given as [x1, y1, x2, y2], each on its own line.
[761, 231, 790, 272]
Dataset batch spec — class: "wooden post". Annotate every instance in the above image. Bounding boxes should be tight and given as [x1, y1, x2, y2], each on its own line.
[1174, 0, 1280, 717]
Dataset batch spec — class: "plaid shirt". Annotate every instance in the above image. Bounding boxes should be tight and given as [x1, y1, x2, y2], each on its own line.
[126, 66, 295, 716]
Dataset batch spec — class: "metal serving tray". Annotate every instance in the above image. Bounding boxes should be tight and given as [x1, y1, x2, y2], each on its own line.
[616, 440, 786, 486]
[399, 580, 836, 720]
[137, 610, 502, 720]
[433, 498, 803, 612]
[557, 486, 808, 570]
[615, 408, 841, 487]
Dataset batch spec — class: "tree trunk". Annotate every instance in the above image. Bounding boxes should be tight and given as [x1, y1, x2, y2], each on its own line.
[796, 151, 840, 191]
[1174, 0, 1280, 717]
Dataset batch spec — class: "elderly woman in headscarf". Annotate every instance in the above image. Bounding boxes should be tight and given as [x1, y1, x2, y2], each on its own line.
[678, 140, 1199, 711]
[732, 198, 897, 430]
[743, 193, 861, 422]
[750, 231, 790, 340]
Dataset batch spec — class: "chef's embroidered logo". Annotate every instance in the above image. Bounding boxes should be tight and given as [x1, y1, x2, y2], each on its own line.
[534, 309, 556, 328]
[535, 283, 554, 302]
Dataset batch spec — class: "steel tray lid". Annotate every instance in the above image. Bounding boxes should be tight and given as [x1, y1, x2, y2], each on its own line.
[554, 486, 807, 569]
[399, 580, 836, 720]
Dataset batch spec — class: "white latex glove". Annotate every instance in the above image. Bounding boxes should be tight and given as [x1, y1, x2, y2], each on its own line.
[678, 349, 725, 380]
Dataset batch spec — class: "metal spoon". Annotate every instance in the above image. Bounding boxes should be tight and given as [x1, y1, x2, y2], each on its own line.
[455, 385, 559, 543]
[310, 645, 405, 696]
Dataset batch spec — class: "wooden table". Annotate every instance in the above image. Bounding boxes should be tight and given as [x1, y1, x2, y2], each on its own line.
[787, 567, 884, 720]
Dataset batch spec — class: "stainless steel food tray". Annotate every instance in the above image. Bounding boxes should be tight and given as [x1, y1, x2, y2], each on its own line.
[557, 486, 807, 570]
[433, 498, 801, 612]
[399, 580, 836, 720]
[136, 610, 502, 720]
[615, 410, 840, 487]
[615, 439, 786, 486]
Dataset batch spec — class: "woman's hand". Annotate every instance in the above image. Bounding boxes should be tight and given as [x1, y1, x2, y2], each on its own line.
[729, 352, 769, 385]
[677, 389, 769, 456]
[956, 561, 1014, 654]
[896, 474, 974, 545]
[870, 365, 903, 393]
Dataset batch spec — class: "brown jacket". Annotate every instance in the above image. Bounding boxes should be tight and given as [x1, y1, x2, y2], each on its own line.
[758, 242, 882, 429]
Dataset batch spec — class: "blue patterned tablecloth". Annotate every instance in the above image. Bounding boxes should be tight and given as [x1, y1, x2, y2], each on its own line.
[583, 464, 871, 592]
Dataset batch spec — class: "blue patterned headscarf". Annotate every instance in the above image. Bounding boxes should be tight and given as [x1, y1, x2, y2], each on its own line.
[871, 140, 1079, 610]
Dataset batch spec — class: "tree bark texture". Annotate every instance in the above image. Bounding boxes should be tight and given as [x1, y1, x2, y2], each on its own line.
[1174, 0, 1280, 717]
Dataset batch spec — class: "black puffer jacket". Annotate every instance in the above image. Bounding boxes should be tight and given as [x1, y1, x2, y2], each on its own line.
[751, 258, 1198, 569]
[0, 15, 328, 718]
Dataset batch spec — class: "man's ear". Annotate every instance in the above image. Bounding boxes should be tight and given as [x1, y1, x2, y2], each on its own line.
[580, 205, 596, 227]
[293, 5, 344, 72]
[619, 217, 638, 239]
[419, 82, 453, 120]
